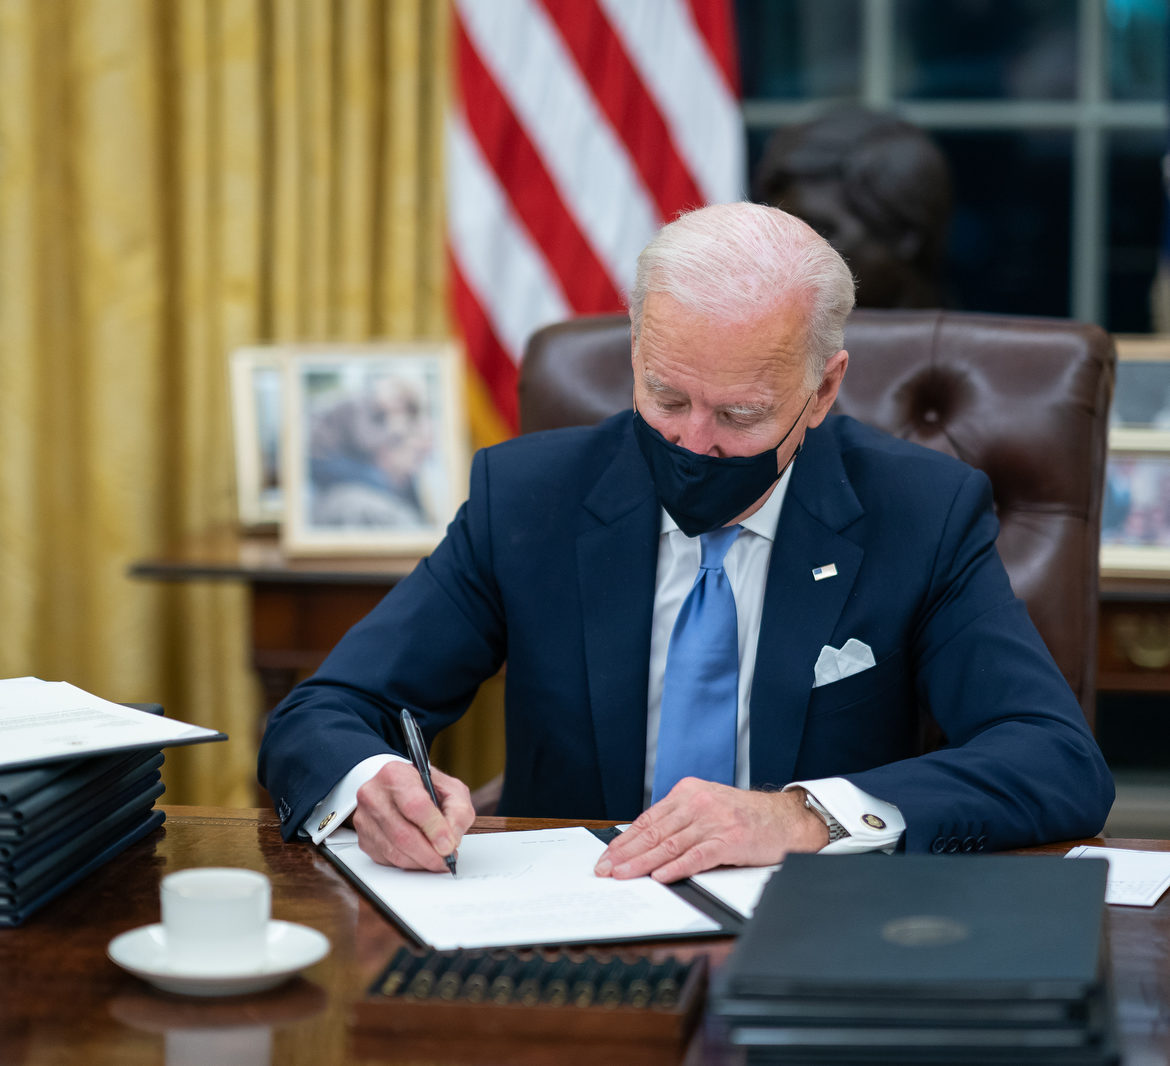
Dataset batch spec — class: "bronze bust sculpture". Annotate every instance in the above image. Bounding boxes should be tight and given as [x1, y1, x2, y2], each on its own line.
[753, 107, 953, 309]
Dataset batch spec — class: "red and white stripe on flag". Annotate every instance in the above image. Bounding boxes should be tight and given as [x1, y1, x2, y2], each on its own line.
[447, 0, 745, 443]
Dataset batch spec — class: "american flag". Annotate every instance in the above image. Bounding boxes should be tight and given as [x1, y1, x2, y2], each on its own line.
[447, 0, 745, 444]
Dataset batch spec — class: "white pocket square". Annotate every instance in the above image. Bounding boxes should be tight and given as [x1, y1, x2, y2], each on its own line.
[813, 639, 877, 688]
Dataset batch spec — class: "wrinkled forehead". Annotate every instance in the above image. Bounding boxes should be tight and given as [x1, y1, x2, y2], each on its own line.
[633, 291, 813, 393]
[634, 284, 814, 353]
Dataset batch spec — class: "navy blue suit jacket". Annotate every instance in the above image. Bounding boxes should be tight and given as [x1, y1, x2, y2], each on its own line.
[258, 412, 1113, 852]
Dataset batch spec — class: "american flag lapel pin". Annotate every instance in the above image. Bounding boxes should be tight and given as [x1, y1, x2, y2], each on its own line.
[812, 563, 838, 581]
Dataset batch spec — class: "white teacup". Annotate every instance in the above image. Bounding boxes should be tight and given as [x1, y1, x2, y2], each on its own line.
[161, 867, 271, 976]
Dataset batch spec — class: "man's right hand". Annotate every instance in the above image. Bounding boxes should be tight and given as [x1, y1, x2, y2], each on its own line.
[352, 760, 475, 870]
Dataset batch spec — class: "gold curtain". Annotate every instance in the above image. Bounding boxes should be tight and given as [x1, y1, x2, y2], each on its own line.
[0, 0, 503, 805]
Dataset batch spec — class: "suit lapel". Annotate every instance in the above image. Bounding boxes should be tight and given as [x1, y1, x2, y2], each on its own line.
[749, 423, 865, 788]
[576, 425, 660, 819]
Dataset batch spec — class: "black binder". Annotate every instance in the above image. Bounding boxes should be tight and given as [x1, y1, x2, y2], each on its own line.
[0, 746, 163, 827]
[0, 755, 163, 867]
[0, 702, 170, 927]
[0, 750, 165, 843]
[0, 808, 165, 927]
[1, 773, 164, 888]
[718, 854, 1106, 1003]
[713, 853, 1118, 1065]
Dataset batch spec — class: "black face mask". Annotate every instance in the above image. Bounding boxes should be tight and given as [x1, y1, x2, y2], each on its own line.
[632, 395, 811, 537]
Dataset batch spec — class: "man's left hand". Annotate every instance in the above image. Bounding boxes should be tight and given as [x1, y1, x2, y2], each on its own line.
[593, 779, 829, 882]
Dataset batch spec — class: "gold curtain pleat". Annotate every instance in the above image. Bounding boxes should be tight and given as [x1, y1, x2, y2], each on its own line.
[0, 0, 504, 805]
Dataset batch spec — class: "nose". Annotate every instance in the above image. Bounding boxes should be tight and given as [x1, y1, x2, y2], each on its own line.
[668, 412, 720, 457]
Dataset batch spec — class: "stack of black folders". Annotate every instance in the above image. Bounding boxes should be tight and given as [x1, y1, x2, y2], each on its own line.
[713, 853, 1119, 1066]
[0, 704, 168, 927]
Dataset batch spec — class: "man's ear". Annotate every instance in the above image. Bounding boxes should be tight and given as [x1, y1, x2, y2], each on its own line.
[808, 350, 848, 428]
[630, 325, 639, 404]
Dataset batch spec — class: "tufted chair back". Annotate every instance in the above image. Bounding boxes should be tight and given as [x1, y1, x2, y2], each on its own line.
[519, 308, 1116, 729]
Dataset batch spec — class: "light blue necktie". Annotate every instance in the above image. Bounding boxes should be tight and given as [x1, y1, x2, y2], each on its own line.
[652, 524, 741, 804]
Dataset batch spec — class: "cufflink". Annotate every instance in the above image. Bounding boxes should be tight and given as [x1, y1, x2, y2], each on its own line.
[318, 811, 336, 832]
[862, 813, 887, 830]
[277, 798, 291, 823]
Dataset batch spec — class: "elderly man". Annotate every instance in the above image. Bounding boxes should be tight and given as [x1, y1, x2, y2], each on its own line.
[258, 202, 1113, 882]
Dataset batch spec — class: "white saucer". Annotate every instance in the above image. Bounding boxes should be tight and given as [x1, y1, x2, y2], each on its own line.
[107, 920, 331, 997]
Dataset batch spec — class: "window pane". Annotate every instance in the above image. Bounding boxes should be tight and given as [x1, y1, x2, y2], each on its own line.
[736, 0, 861, 99]
[1107, 0, 1169, 101]
[895, 0, 1078, 100]
[936, 130, 1072, 317]
[1106, 131, 1165, 332]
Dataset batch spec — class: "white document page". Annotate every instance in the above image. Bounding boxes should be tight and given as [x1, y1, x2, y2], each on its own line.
[1065, 845, 1170, 907]
[0, 677, 224, 770]
[690, 864, 781, 920]
[609, 824, 779, 921]
[324, 825, 722, 950]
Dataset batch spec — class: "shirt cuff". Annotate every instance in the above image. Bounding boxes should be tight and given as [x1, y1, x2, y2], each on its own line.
[784, 777, 905, 854]
[303, 753, 406, 844]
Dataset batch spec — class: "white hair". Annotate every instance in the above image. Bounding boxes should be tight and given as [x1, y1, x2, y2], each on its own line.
[629, 202, 856, 390]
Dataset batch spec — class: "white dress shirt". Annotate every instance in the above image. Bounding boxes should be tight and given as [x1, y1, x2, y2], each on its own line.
[306, 463, 905, 853]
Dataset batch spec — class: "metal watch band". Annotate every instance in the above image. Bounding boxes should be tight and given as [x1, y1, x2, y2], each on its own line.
[804, 793, 851, 843]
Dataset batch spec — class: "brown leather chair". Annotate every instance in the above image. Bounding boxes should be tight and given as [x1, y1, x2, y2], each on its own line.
[519, 308, 1116, 730]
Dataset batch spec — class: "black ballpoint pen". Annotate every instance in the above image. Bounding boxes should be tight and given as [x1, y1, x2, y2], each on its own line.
[399, 708, 457, 876]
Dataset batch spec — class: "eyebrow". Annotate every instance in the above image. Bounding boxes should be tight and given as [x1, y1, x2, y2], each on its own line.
[641, 371, 776, 419]
[720, 401, 774, 418]
[641, 371, 682, 397]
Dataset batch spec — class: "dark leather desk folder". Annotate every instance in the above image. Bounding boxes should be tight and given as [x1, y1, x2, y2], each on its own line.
[0, 703, 168, 927]
[1, 773, 164, 889]
[0, 808, 165, 927]
[714, 853, 1116, 1065]
[0, 703, 165, 825]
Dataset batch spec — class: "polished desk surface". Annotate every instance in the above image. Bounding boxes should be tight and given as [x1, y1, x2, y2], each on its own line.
[4, 809, 1170, 1066]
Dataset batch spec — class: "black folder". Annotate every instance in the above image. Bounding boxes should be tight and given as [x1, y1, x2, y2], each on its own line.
[717, 854, 1107, 1005]
[0, 755, 163, 867]
[0, 746, 164, 829]
[322, 825, 747, 950]
[1, 773, 164, 888]
[0, 808, 165, 927]
[0, 750, 165, 844]
[713, 853, 1118, 1064]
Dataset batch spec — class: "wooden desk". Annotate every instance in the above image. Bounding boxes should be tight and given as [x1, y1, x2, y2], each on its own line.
[3, 807, 1170, 1065]
[2, 808, 719, 1066]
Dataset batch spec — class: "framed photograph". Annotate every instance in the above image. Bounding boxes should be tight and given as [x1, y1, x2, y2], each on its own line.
[1111, 336, 1170, 439]
[281, 343, 469, 556]
[229, 346, 287, 528]
[1103, 336, 1170, 577]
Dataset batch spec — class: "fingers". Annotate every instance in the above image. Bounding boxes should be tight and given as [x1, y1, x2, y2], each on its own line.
[431, 765, 476, 838]
[594, 780, 811, 882]
[597, 779, 730, 882]
[353, 761, 472, 871]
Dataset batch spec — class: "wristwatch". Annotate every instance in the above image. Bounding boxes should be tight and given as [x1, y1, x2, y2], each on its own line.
[803, 791, 850, 844]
